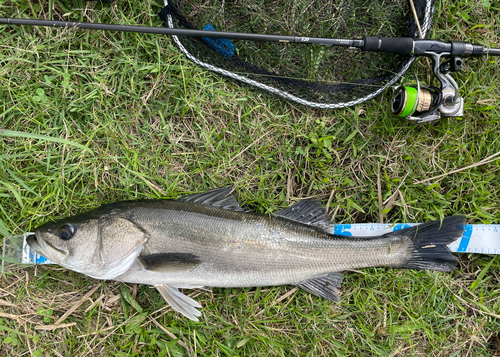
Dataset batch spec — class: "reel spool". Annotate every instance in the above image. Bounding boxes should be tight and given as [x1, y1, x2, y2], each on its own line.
[390, 67, 463, 124]
[391, 77, 442, 122]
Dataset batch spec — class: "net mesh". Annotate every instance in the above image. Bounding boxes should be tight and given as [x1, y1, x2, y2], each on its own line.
[165, 0, 435, 108]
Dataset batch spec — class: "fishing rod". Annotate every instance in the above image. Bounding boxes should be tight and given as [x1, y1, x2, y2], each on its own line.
[1, 16, 499, 122]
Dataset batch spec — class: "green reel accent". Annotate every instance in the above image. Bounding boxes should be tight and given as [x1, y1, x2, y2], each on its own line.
[391, 86, 418, 117]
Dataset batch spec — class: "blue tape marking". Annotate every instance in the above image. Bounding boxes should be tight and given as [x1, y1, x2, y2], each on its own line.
[334, 224, 352, 236]
[28, 246, 50, 264]
[28, 247, 36, 264]
[457, 224, 473, 252]
[202, 24, 235, 58]
[35, 254, 50, 264]
[392, 223, 411, 231]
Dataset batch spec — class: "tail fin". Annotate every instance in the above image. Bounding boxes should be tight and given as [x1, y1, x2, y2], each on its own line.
[388, 216, 465, 272]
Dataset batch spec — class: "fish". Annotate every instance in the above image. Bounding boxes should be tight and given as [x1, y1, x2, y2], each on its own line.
[27, 188, 465, 321]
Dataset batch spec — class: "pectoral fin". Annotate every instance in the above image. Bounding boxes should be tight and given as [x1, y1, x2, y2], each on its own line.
[297, 272, 344, 302]
[139, 253, 201, 273]
[155, 284, 204, 321]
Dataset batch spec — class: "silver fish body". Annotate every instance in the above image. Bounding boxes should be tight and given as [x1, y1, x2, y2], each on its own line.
[116, 200, 411, 286]
[28, 188, 465, 321]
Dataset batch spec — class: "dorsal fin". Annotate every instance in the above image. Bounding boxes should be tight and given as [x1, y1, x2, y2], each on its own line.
[274, 198, 333, 232]
[177, 187, 244, 212]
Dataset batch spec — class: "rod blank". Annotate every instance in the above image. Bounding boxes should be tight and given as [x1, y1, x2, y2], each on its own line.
[0, 17, 362, 47]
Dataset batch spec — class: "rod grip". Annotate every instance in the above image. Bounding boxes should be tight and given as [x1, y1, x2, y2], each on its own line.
[362, 36, 414, 55]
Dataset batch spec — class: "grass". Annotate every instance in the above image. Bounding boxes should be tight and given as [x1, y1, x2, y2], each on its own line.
[1, 0, 500, 355]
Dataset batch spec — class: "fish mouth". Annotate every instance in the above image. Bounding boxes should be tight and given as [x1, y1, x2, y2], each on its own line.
[26, 231, 69, 263]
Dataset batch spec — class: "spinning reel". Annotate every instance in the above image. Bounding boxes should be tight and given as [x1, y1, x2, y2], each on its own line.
[390, 43, 477, 123]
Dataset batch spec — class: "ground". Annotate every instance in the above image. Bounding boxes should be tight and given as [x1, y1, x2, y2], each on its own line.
[0, 0, 499, 356]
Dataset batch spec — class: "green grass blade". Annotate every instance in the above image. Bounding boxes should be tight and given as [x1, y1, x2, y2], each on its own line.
[0, 129, 93, 154]
[470, 256, 497, 292]
[0, 219, 9, 236]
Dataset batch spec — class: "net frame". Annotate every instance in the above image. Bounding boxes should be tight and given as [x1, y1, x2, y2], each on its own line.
[163, 0, 435, 109]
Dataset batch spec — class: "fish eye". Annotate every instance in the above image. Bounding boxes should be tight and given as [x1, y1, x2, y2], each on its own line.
[58, 224, 75, 240]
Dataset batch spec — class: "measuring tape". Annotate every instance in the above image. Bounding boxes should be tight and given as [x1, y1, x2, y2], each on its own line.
[2, 224, 500, 269]
[334, 223, 500, 254]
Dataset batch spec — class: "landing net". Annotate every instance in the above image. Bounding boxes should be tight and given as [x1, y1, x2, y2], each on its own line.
[163, 0, 435, 108]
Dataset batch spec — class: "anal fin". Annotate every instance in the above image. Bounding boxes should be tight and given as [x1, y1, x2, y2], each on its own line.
[297, 272, 344, 302]
[155, 284, 204, 322]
